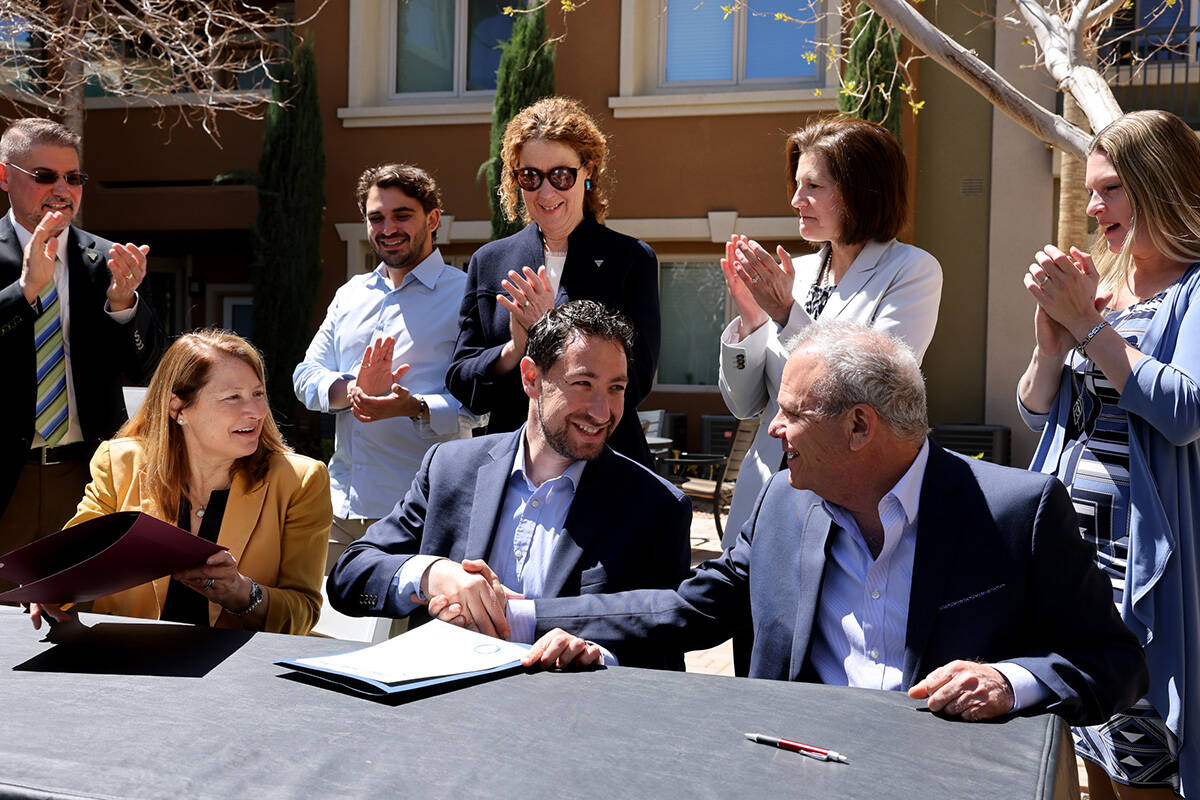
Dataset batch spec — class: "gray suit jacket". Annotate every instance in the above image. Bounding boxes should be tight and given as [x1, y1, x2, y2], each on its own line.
[534, 442, 1148, 725]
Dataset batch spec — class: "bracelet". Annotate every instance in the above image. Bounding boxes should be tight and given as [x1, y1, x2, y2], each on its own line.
[1075, 321, 1109, 358]
[229, 579, 264, 616]
[409, 395, 428, 421]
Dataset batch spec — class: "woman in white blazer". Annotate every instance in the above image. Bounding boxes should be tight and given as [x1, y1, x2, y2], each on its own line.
[718, 117, 943, 549]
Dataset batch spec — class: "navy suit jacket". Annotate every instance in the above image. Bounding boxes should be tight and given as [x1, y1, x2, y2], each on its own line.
[534, 442, 1149, 725]
[328, 428, 693, 668]
[445, 217, 660, 468]
[0, 216, 164, 516]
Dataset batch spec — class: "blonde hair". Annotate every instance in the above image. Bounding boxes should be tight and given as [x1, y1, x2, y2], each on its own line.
[1088, 109, 1200, 290]
[498, 96, 610, 224]
[118, 329, 290, 521]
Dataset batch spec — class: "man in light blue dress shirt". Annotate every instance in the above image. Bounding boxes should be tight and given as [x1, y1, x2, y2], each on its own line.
[328, 301, 692, 669]
[294, 165, 483, 572]
[469, 321, 1147, 726]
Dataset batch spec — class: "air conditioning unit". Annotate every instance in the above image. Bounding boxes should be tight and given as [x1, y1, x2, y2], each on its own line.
[930, 424, 1012, 466]
[700, 414, 740, 456]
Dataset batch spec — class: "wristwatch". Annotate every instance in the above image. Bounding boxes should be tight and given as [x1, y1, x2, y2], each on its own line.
[229, 579, 264, 616]
[409, 394, 429, 421]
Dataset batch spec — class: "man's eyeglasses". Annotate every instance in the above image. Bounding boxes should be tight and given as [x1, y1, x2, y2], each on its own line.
[513, 166, 578, 192]
[5, 162, 88, 187]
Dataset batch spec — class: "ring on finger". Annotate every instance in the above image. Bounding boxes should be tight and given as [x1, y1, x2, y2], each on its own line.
[203, 577, 215, 590]
[750, 275, 760, 285]
[1037, 273, 1049, 287]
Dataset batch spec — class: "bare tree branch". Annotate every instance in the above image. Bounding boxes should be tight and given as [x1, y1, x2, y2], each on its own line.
[0, 0, 327, 141]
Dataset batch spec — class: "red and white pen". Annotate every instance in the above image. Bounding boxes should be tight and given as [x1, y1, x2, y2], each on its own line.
[744, 732, 850, 763]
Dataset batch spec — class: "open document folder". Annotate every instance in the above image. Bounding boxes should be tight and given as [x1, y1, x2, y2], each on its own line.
[0, 511, 225, 604]
[276, 619, 532, 697]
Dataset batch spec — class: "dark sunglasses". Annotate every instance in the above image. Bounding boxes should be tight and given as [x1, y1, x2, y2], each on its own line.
[513, 165, 578, 192]
[5, 162, 88, 187]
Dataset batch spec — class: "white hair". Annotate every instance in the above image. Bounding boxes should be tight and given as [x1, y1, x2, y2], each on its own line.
[785, 319, 928, 443]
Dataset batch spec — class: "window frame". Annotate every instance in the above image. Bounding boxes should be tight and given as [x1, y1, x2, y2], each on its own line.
[386, 0, 508, 101]
[653, 253, 734, 393]
[610, 0, 838, 119]
[656, 1, 826, 92]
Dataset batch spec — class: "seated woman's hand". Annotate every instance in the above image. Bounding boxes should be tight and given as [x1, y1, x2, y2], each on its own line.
[174, 550, 255, 613]
[28, 602, 74, 630]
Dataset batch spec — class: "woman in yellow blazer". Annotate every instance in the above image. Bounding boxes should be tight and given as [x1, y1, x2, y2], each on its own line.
[33, 330, 331, 635]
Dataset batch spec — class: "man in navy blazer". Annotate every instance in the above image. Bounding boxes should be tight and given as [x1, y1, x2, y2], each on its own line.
[506, 321, 1147, 724]
[0, 118, 164, 559]
[329, 301, 691, 669]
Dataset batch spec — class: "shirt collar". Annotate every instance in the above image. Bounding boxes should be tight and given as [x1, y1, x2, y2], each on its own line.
[371, 247, 446, 291]
[512, 424, 588, 491]
[822, 438, 930, 532]
[9, 209, 70, 261]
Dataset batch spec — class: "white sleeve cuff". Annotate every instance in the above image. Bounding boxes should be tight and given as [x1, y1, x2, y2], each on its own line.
[991, 662, 1048, 712]
[506, 598, 537, 644]
[104, 293, 138, 323]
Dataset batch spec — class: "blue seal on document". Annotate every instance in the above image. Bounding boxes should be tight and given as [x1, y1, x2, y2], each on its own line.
[474, 643, 502, 654]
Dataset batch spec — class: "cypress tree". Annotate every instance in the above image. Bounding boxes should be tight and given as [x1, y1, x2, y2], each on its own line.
[485, 6, 556, 240]
[250, 39, 326, 429]
[839, 4, 903, 144]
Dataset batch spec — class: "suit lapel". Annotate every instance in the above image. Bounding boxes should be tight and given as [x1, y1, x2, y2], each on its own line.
[788, 500, 833, 681]
[821, 239, 892, 321]
[540, 447, 610, 597]
[556, 217, 604, 307]
[902, 443, 966, 687]
[464, 431, 521, 560]
[0, 217, 22, 276]
[217, 468, 268, 564]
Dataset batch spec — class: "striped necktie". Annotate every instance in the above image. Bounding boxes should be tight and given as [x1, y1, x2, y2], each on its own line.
[34, 274, 68, 446]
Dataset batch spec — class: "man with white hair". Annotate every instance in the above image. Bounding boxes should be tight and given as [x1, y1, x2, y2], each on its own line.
[458, 319, 1148, 725]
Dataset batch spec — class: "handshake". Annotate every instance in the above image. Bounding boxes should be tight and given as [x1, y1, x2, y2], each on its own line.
[417, 558, 604, 670]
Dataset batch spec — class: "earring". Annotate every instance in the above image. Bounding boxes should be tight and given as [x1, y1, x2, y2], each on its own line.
[585, 178, 592, 191]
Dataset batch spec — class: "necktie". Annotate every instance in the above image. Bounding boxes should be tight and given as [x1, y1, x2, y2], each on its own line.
[34, 274, 68, 446]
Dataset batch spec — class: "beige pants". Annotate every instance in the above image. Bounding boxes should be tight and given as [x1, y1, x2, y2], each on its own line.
[326, 515, 381, 575]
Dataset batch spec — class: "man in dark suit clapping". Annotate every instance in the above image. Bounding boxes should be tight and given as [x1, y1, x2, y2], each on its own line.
[0, 118, 164, 559]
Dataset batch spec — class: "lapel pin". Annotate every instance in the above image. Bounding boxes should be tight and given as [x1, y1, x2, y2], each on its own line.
[86, 252, 99, 263]
[594, 259, 604, 269]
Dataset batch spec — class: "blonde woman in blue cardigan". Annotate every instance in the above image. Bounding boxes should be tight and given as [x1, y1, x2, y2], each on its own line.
[1018, 110, 1200, 800]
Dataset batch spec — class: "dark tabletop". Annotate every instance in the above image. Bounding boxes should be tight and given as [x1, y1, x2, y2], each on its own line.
[0, 606, 1073, 800]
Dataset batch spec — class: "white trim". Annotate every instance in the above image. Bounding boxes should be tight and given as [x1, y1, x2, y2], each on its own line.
[336, 214, 800, 245]
[608, 90, 837, 118]
[336, 101, 493, 127]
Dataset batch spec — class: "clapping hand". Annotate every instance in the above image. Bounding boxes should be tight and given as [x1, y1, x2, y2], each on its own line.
[105, 242, 151, 313]
[348, 336, 418, 422]
[724, 234, 797, 328]
[497, 266, 554, 353]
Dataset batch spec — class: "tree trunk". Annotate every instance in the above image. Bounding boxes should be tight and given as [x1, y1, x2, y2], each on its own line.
[1056, 93, 1090, 251]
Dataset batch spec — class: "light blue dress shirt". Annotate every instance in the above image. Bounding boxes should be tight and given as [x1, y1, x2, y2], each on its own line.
[394, 428, 585, 641]
[293, 250, 483, 519]
[809, 440, 1043, 709]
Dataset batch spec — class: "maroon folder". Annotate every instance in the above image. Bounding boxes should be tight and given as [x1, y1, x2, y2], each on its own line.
[0, 511, 226, 604]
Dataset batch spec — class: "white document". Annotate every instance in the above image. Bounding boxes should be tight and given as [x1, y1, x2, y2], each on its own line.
[290, 619, 530, 686]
